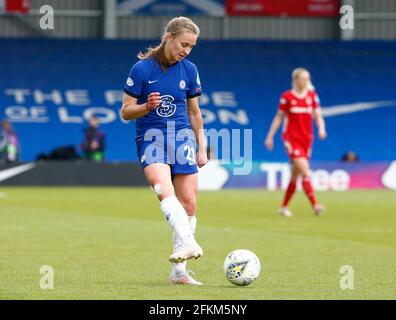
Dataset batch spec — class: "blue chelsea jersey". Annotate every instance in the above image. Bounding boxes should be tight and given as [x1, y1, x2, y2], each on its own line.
[123, 57, 202, 141]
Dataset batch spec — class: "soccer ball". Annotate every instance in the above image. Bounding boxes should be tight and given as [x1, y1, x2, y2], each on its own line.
[223, 249, 261, 286]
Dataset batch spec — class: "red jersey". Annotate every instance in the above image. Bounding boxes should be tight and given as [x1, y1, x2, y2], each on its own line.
[279, 89, 320, 144]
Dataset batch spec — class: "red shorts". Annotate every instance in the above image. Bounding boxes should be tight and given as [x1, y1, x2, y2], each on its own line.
[283, 139, 312, 160]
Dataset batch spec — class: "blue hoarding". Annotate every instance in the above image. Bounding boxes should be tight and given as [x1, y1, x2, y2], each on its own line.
[1, 39, 396, 162]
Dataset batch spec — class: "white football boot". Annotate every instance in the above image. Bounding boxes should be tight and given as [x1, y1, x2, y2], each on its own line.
[168, 237, 203, 263]
[168, 270, 203, 286]
[279, 207, 294, 217]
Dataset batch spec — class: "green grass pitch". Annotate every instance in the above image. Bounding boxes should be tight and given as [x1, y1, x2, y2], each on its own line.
[0, 187, 395, 300]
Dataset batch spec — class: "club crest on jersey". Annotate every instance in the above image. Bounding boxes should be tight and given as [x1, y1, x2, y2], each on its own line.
[179, 80, 186, 90]
[306, 96, 312, 105]
[127, 77, 134, 86]
[156, 95, 177, 117]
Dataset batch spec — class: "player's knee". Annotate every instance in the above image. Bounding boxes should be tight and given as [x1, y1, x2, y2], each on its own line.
[152, 183, 174, 199]
[295, 164, 309, 178]
[291, 171, 299, 180]
[301, 171, 310, 179]
[180, 197, 196, 215]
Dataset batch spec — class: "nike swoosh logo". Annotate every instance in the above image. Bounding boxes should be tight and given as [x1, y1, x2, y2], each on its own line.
[0, 162, 36, 182]
[321, 100, 396, 117]
[148, 80, 158, 84]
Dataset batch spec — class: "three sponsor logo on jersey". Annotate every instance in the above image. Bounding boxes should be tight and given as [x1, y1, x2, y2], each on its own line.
[126, 77, 189, 118]
[156, 95, 176, 117]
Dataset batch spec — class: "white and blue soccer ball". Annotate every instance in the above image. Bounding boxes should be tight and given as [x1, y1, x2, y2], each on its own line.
[223, 249, 261, 286]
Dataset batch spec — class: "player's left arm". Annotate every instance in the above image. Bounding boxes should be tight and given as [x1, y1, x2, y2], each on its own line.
[313, 95, 327, 140]
[187, 97, 208, 168]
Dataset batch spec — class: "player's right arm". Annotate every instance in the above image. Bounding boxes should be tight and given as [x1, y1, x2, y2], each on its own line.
[265, 93, 288, 151]
[264, 110, 285, 151]
[121, 92, 160, 120]
[121, 61, 161, 120]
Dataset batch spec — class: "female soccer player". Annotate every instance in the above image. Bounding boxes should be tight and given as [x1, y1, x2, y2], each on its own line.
[265, 68, 327, 217]
[121, 17, 207, 285]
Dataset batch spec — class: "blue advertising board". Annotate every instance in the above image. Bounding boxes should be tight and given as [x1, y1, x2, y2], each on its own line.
[1, 39, 395, 162]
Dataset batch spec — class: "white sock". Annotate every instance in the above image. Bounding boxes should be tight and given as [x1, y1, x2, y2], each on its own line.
[188, 215, 197, 235]
[172, 231, 186, 274]
[172, 215, 197, 275]
[160, 195, 194, 241]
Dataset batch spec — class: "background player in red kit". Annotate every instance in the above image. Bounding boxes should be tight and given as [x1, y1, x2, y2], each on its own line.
[265, 68, 327, 217]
